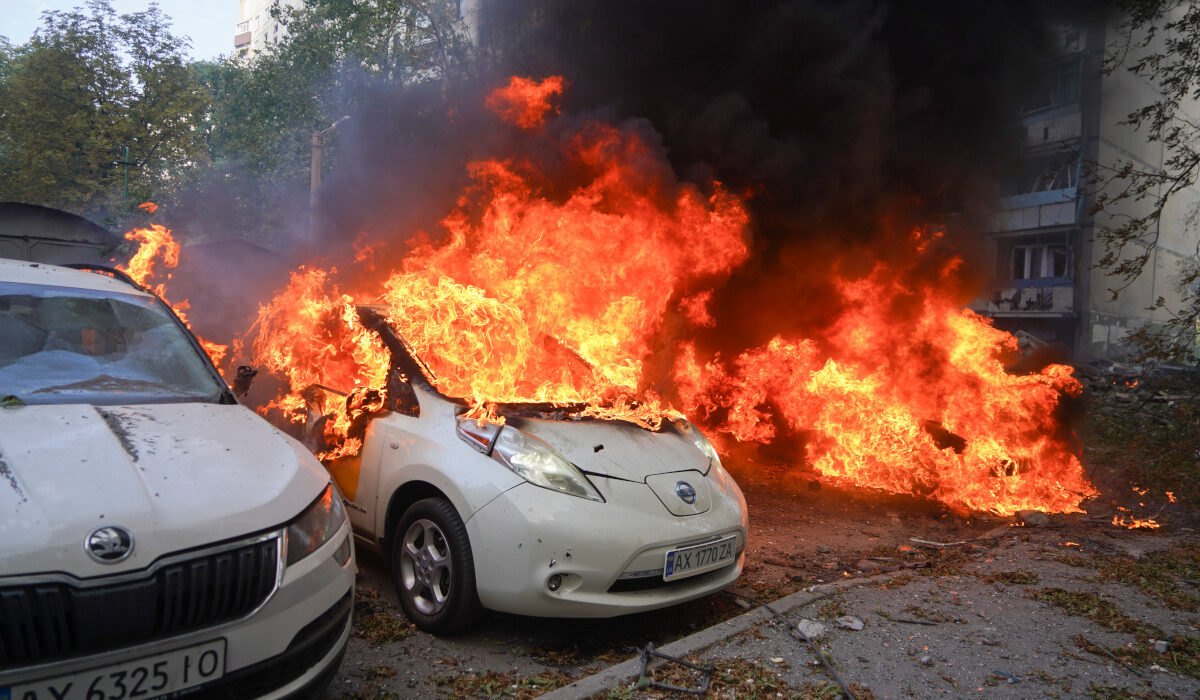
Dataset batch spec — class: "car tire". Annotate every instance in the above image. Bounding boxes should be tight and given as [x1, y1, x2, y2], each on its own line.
[391, 497, 482, 634]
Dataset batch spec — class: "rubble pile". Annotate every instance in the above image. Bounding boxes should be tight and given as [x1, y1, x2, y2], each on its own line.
[1076, 359, 1200, 513]
[1075, 360, 1199, 416]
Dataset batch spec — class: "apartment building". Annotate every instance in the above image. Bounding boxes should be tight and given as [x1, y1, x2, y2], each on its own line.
[971, 18, 1200, 361]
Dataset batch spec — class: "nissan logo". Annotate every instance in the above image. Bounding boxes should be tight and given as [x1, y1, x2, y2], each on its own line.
[675, 481, 697, 505]
[85, 526, 134, 563]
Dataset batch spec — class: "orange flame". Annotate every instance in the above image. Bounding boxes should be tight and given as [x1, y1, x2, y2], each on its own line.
[248, 78, 748, 455]
[242, 77, 1095, 514]
[673, 243, 1094, 515]
[485, 76, 566, 129]
[122, 223, 178, 297]
[1112, 513, 1161, 529]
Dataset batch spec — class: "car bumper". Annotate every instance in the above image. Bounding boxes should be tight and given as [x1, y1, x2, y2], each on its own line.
[0, 520, 355, 699]
[465, 476, 747, 618]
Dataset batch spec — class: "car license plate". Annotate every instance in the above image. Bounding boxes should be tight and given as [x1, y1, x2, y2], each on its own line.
[3, 638, 225, 700]
[664, 535, 737, 581]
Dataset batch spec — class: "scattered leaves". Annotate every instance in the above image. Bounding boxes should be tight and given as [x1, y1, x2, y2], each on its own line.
[1032, 588, 1154, 637]
[352, 589, 417, 646]
[980, 570, 1039, 585]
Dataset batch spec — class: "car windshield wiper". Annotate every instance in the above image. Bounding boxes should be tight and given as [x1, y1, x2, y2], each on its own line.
[31, 374, 179, 395]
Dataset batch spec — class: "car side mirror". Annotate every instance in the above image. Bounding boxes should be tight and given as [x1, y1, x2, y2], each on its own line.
[232, 365, 258, 396]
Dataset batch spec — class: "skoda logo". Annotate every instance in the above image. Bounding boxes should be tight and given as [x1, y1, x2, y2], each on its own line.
[85, 526, 134, 564]
[675, 481, 697, 505]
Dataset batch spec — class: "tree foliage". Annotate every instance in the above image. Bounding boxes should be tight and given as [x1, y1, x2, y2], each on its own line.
[1094, 0, 1200, 361]
[275, 0, 478, 86]
[213, 0, 476, 177]
[0, 0, 208, 216]
[180, 0, 477, 243]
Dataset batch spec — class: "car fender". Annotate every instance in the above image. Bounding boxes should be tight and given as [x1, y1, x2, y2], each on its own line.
[373, 459, 521, 535]
[365, 408, 524, 542]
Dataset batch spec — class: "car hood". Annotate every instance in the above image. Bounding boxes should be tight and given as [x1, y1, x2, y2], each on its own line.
[0, 402, 328, 578]
[512, 416, 709, 482]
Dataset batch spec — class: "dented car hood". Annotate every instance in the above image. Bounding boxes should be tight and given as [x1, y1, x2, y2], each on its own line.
[511, 415, 709, 482]
[0, 402, 328, 578]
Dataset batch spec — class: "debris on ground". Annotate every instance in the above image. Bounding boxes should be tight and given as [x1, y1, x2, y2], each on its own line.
[836, 616, 865, 631]
[1016, 509, 1050, 527]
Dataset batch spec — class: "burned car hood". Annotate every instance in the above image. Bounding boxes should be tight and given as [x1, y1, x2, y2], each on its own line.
[0, 402, 327, 578]
[510, 415, 709, 482]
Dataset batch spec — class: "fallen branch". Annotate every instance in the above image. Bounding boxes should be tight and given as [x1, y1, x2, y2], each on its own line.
[1076, 635, 1143, 677]
[910, 538, 967, 548]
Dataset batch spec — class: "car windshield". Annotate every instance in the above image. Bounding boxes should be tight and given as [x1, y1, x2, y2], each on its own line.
[0, 281, 226, 405]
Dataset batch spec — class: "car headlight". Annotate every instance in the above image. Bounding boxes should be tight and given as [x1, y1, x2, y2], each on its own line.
[491, 426, 604, 502]
[676, 419, 728, 481]
[286, 483, 348, 565]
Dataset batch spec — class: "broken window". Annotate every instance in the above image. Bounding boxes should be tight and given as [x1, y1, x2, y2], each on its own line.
[0, 283, 226, 405]
[998, 233, 1073, 282]
[1001, 150, 1081, 197]
[1012, 244, 1069, 279]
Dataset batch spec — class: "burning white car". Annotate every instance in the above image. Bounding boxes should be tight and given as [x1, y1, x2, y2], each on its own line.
[0, 258, 354, 698]
[325, 306, 747, 633]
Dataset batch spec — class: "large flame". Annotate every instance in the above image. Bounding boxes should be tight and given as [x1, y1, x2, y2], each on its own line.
[673, 230, 1093, 515]
[239, 77, 1096, 512]
[248, 83, 750, 457]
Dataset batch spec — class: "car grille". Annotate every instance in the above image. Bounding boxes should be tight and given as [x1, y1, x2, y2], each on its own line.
[0, 537, 278, 669]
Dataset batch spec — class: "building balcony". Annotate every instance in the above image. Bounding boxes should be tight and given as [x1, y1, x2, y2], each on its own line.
[972, 280, 1074, 317]
[991, 189, 1078, 232]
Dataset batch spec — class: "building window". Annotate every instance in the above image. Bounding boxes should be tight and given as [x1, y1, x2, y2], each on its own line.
[1001, 150, 1080, 197]
[1021, 58, 1081, 113]
[1012, 244, 1069, 280]
[998, 232, 1073, 283]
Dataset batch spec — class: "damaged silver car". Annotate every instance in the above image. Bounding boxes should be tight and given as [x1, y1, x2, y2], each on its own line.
[325, 306, 748, 633]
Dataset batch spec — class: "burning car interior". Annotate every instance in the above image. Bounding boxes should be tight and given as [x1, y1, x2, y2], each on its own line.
[268, 301, 749, 634]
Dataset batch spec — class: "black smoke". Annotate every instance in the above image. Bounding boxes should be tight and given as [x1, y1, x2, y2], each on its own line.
[309, 0, 1104, 360]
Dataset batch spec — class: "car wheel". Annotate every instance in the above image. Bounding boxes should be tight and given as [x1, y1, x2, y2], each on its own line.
[392, 497, 482, 634]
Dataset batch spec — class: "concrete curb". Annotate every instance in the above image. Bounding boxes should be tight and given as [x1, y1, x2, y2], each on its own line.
[541, 573, 901, 699]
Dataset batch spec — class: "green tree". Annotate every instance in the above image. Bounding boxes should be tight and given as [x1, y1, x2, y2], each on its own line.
[0, 0, 209, 216]
[274, 0, 478, 88]
[188, 0, 477, 242]
[1092, 0, 1200, 361]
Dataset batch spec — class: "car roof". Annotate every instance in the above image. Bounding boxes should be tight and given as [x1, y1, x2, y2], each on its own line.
[0, 256, 153, 298]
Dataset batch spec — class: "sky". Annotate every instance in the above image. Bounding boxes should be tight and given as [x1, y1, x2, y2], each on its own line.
[1, 1, 236, 62]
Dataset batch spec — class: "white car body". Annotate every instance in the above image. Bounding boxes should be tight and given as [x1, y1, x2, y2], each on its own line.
[0, 258, 355, 699]
[332, 307, 747, 630]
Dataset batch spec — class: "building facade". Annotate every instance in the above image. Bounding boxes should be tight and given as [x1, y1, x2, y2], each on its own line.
[971, 17, 1200, 362]
[234, 0, 302, 57]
